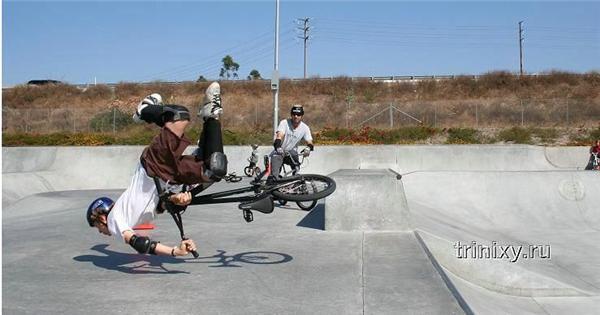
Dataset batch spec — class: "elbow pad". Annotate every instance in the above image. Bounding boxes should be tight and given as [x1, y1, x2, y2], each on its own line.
[273, 138, 282, 150]
[307, 144, 314, 151]
[129, 235, 159, 255]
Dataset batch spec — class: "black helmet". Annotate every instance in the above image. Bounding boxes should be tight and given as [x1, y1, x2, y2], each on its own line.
[86, 197, 114, 227]
[290, 104, 304, 116]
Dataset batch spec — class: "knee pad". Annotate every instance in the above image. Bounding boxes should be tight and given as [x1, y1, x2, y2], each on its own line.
[163, 105, 190, 122]
[207, 152, 227, 178]
[139, 105, 166, 126]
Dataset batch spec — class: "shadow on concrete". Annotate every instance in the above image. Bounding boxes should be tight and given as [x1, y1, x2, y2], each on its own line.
[296, 204, 325, 230]
[74, 245, 294, 272]
[73, 244, 188, 274]
[182, 249, 294, 268]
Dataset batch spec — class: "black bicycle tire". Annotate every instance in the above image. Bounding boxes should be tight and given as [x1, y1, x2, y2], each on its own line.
[229, 175, 243, 182]
[244, 166, 253, 177]
[296, 200, 317, 210]
[271, 174, 336, 202]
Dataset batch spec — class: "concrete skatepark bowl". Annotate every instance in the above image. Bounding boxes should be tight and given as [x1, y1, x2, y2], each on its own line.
[3, 145, 599, 314]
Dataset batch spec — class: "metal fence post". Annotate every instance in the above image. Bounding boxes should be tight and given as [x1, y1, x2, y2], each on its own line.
[521, 99, 524, 127]
[389, 104, 393, 128]
[434, 104, 437, 128]
[475, 103, 479, 128]
[566, 99, 569, 127]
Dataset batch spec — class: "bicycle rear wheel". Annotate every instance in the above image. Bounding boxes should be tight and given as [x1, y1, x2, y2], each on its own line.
[271, 174, 336, 202]
[296, 200, 317, 210]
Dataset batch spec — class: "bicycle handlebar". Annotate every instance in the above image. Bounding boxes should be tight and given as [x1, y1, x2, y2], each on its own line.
[182, 237, 199, 258]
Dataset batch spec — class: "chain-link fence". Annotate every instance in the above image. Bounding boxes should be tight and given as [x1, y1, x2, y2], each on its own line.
[3, 98, 599, 134]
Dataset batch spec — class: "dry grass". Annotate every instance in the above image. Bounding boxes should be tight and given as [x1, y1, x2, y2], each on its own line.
[3, 72, 599, 135]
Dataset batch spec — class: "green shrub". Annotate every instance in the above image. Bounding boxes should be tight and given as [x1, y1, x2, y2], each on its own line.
[446, 128, 480, 144]
[497, 127, 532, 144]
[89, 108, 133, 132]
[589, 127, 600, 141]
[530, 128, 559, 143]
[387, 126, 437, 142]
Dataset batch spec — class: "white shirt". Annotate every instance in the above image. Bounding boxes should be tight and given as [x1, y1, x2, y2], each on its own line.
[275, 119, 313, 151]
[107, 163, 159, 242]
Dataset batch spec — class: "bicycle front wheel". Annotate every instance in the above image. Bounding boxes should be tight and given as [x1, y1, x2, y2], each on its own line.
[244, 166, 253, 177]
[271, 174, 336, 202]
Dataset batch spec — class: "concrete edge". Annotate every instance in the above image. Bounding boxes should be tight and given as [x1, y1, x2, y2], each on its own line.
[414, 230, 474, 315]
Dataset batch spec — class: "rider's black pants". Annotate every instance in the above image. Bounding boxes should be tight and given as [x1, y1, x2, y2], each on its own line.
[196, 118, 224, 166]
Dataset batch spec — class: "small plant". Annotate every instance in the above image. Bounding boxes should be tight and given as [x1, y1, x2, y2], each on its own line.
[530, 128, 559, 144]
[89, 108, 133, 132]
[497, 127, 532, 144]
[446, 128, 480, 144]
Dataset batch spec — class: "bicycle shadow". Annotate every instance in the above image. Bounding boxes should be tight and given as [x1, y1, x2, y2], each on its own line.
[296, 203, 325, 230]
[182, 249, 293, 268]
[73, 244, 188, 274]
[74, 245, 293, 271]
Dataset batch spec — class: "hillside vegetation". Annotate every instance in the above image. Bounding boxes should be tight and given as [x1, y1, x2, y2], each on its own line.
[3, 71, 600, 146]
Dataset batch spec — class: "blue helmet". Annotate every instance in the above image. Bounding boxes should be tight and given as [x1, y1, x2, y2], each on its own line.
[86, 197, 114, 227]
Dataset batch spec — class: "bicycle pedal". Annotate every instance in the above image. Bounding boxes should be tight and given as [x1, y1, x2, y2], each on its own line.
[243, 210, 253, 222]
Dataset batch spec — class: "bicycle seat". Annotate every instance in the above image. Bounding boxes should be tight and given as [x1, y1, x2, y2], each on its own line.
[238, 194, 274, 214]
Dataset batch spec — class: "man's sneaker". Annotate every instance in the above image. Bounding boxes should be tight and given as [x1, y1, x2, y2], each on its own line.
[198, 82, 222, 120]
[133, 93, 163, 123]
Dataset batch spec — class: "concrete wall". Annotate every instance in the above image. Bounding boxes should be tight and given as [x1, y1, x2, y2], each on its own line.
[2, 145, 589, 208]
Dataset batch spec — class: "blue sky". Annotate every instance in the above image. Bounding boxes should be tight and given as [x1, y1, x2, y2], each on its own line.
[3, 1, 599, 86]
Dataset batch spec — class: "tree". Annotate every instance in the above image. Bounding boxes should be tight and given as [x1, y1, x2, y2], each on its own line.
[196, 75, 207, 82]
[220, 55, 240, 80]
[247, 69, 262, 80]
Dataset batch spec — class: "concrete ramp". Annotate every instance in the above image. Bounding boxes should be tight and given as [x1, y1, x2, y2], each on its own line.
[403, 171, 600, 298]
[325, 169, 410, 231]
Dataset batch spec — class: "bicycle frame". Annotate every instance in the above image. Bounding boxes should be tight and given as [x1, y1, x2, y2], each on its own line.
[189, 176, 304, 205]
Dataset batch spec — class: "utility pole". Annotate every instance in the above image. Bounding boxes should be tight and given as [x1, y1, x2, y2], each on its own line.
[272, 0, 280, 135]
[297, 18, 310, 79]
[518, 21, 524, 76]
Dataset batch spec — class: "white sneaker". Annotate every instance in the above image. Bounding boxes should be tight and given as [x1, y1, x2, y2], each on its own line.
[198, 82, 222, 120]
[133, 93, 163, 123]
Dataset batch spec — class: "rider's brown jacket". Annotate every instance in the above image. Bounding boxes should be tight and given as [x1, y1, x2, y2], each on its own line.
[141, 127, 209, 184]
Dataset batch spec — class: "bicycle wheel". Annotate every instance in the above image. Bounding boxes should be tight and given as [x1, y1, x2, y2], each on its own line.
[229, 175, 243, 182]
[244, 166, 253, 177]
[271, 174, 336, 202]
[297, 200, 317, 211]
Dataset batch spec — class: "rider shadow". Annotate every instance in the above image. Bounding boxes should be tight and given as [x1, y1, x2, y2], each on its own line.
[296, 203, 325, 230]
[73, 244, 188, 274]
[74, 245, 293, 271]
[183, 249, 293, 268]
